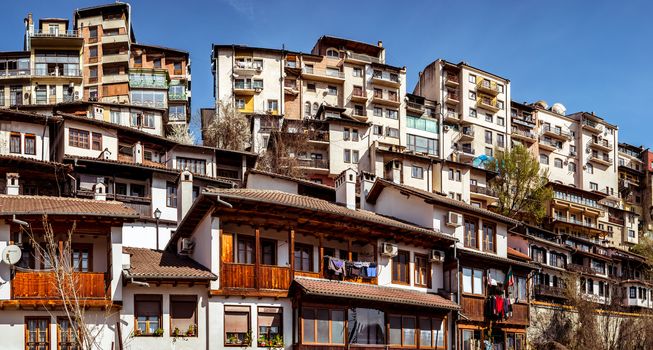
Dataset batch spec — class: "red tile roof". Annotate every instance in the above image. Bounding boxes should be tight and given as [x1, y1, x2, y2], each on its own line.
[293, 277, 459, 310]
[123, 247, 217, 281]
[507, 247, 531, 261]
[0, 195, 138, 218]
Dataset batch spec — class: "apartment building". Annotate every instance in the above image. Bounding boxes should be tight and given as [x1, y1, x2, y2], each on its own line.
[509, 101, 538, 154]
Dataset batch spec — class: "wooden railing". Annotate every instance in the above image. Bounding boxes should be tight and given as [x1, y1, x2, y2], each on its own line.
[461, 295, 529, 325]
[259, 266, 291, 290]
[221, 263, 255, 289]
[12, 272, 106, 299]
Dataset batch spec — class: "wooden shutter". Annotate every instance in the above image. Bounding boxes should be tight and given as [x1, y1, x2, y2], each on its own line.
[222, 232, 234, 263]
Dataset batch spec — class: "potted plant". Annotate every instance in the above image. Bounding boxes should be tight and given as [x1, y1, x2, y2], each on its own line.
[172, 327, 181, 337]
[134, 329, 143, 336]
[153, 328, 164, 337]
[242, 331, 253, 346]
[258, 334, 268, 347]
[271, 334, 284, 349]
[226, 334, 239, 345]
[186, 324, 196, 337]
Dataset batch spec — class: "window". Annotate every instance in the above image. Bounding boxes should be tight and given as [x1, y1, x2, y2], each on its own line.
[373, 125, 383, 135]
[23, 134, 36, 155]
[173, 62, 182, 74]
[539, 154, 549, 165]
[485, 147, 493, 157]
[327, 85, 337, 95]
[88, 26, 98, 39]
[170, 295, 197, 337]
[294, 243, 313, 272]
[407, 116, 437, 132]
[348, 308, 385, 344]
[9, 132, 21, 153]
[302, 307, 345, 344]
[386, 127, 399, 138]
[412, 166, 424, 179]
[386, 109, 398, 119]
[26, 317, 50, 350]
[392, 250, 410, 284]
[568, 162, 576, 172]
[343, 149, 351, 163]
[267, 99, 278, 112]
[373, 106, 382, 117]
[462, 267, 484, 295]
[143, 113, 155, 128]
[497, 134, 505, 148]
[352, 129, 359, 142]
[586, 163, 594, 174]
[352, 150, 359, 164]
[90, 132, 102, 151]
[261, 239, 277, 265]
[554, 158, 563, 168]
[389, 315, 416, 346]
[135, 294, 162, 336]
[497, 116, 505, 126]
[414, 254, 430, 287]
[343, 128, 351, 141]
[464, 218, 477, 249]
[326, 49, 339, 58]
[69, 128, 90, 149]
[630, 286, 637, 298]
[237, 236, 255, 264]
[258, 307, 282, 346]
[307, 83, 316, 92]
[482, 224, 496, 253]
[419, 317, 445, 349]
[166, 182, 177, 208]
[89, 46, 98, 58]
[354, 104, 364, 116]
[485, 130, 492, 144]
[497, 100, 504, 110]
[71, 244, 91, 272]
[468, 91, 476, 100]
[176, 157, 206, 175]
[468, 74, 476, 83]
[57, 317, 79, 350]
[590, 182, 598, 191]
[35, 85, 47, 104]
[225, 305, 250, 345]
[485, 113, 493, 123]
[353, 67, 363, 77]
[153, 58, 161, 68]
[407, 134, 437, 155]
[516, 277, 528, 302]
[469, 108, 477, 118]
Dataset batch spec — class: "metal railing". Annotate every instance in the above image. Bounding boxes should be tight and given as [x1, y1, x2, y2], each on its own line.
[372, 71, 400, 83]
[302, 67, 345, 79]
[542, 125, 571, 138]
[33, 68, 81, 77]
[591, 139, 613, 149]
[406, 101, 425, 111]
[470, 184, 496, 197]
[31, 30, 80, 38]
[511, 127, 536, 139]
[296, 158, 329, 169]
[348, 52, 381, 64]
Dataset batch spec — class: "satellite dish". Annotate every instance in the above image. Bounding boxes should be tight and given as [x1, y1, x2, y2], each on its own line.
[551, 103, 567, 115]
[2, 245, 22, 265]
[533, 100, 549, 110]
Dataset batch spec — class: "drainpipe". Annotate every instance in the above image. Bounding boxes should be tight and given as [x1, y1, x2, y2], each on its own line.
[41, 114, 48, 161]
[452, 243, 460, 350]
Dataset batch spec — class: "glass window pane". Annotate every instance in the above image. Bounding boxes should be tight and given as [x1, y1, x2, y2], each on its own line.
[419, 317, 432, 347]
[462, 268, 472, 293]
[473, 269, 484, 295]
[389, 316, 402, 345]
[331, 310, 345, 344]
[302, 308, 315, 343]
[403, 316, 416, 345]
[317, 309, 329, 343]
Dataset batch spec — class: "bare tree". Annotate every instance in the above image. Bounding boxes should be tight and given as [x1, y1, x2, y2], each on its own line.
[256, 119, 320, 178]
[166, 123, 196, 145]
[203, 101, 251, 151]
[21, 215, 112, 350]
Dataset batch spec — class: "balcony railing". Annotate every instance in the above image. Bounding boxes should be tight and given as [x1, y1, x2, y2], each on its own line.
[372, 71, 400, 84]
[470, 184, 497, 197]
[33, 68, 81, 77]
[591, 139, 613, 149]
[31, 30, 80, 38]
[296, 158, 329, 169]
[129, 75, 168, 89]
[608, 216, 625, 225]
[542, 125, 571, 139]
[347, 52, 381, 64]
[511, 127, 536, 140]
[554, 215, 597, 229]
[406, 101, 425, 111]
[12, 271, 107, 299]
[308, 131, 329, 142]
[302, 67, 345, 79]
[534, 284, 567, 298]
[567, 263, 594, 274]
[221, 263, 292, 290]
[168, 92, 187, 101]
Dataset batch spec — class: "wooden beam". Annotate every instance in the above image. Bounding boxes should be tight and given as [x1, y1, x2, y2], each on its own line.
[318, 234, 324, 278]
[289, 227, 295, 281]
[255, 227, 260, 290]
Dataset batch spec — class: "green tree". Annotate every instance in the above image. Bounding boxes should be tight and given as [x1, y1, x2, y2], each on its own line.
[486, 144, 552, 223]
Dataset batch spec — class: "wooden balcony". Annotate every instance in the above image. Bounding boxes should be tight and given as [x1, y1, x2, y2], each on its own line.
[567, 263, 594, 274]
[534, 284, 567, 299]
[460, 295, 529, 325]
[12, 272, 107, 300]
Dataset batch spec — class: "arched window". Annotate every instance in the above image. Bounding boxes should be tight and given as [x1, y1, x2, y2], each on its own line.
[312, 102, 319, 117]
[326, 48, 339, 58]
[586, 163, 594, 174]
[539, 154, 549, 165]
[568, 162, 576, 172]
[554, 158, 563, 168]
[304, 102, 311, 117]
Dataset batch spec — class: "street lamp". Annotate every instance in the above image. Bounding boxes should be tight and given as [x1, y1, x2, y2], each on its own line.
[154, 208, 162, 250]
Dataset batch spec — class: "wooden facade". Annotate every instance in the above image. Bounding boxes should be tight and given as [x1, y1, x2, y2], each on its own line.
[12, 272, 107, 299]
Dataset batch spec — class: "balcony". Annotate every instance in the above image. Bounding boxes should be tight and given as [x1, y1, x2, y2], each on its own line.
[234, 83, 261, 95]
[476, 97, 500, 112]
[12, 271, 107, 300]
[102, 52, 129, 64]
[538, 138, 558, 151]
[371, 71, 401, 88]
[371, 92, 401, 108]
[102, 18, 125, 30]
[233, 62, 263, 75]
[460, 295, 529, 325]
[534, 285, 568, 299]
[477, 80, 500, 96]
[168, 91, 188, 101]
[511, 127, 536, 143]
[444, 110, 461, 124]
[296, 158, 329, 170]
[129, 73, 168, 89]
[102, 74, 129, 84]
[470, 184, 497, 199]
[445, 74, 459, 87]
[301, 67, 345, 83]
[406, 101, 425, 114]
[221, 263, 292, 291]
[308, 131, 330, 143]
[350, 90, 368, 103]
[589, 154, 613, 167]
[589, 139, 613, 152]
[29, 30, 83, 48]
[32, 67, 82, 79]
[101, 33, 129, 45]
[456, 148, 475, 163]
[459, 127, 475, 141]
[0, 69, 32, 80]
[344, 52, 381, 64]
[567, 263, 594, 274]
[445, 92, 460, 105]
[512, 115, 536, 128]
[609, 216, 625, 226]
[582, 119, 603, 134]
[541, 125, 571, 140]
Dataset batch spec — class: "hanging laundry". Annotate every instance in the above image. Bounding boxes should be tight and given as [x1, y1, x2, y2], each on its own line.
[363, 263, 377, 278]
[327, 257, 346, 276]
[347, 261, 362, 277]
[495, 296, 504, 318]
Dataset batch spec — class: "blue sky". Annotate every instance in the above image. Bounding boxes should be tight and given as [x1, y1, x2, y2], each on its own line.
[2, 0, 652, 147]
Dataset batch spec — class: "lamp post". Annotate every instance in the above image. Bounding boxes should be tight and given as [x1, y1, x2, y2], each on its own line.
[154, 208, 161, 250]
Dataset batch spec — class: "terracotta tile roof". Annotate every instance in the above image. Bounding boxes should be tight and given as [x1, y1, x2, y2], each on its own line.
[0, 195, 138, 218]
[367, 178, 519, 225]
[458, 247, 536, 269]
[203, 188, 456, 242]
[123, 247, 217, 281]
[507, 247, 531, 261]
[293, 277, 459, 310]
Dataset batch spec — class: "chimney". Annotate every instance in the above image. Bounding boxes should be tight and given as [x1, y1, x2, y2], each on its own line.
[133, 141, 143, 164]
[359, 171, 376, 212]
[377, 40, 383, 48]
[93, 183, 107, 201]
[335, 168, 356, 210]
[6, 173, 19, 195]
[177, 170, 194, 222]
[385, 160, 402, 184]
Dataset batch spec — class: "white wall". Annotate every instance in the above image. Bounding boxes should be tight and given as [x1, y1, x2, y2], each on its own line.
[0, 221, 10, 300]
[0, 121, 50, 161]
[246, 173, 299, 194]
[122, 222, 175, 251]
[63, 120, 118, 160]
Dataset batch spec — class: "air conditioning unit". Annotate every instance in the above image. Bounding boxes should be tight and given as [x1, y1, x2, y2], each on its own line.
[446, 212, 463, 227]
[430, 249, 445, 263]
[381, 242, 398, 257]
[180, 238, 195, 254]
